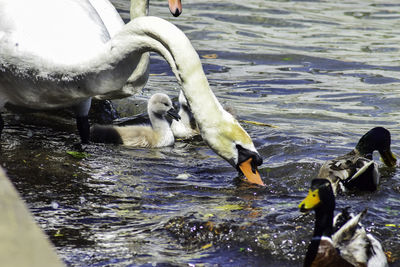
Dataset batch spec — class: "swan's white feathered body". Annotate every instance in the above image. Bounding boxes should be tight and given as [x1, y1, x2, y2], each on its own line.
[0, 0, 113, 65]
[0, 0, 146, 108]
[0, 0, 263, 184]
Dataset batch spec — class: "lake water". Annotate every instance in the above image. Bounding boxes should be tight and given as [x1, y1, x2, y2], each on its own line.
[1, 0, 399, 266]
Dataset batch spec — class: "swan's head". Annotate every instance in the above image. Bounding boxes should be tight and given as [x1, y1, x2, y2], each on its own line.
[148, 93, 181, 121]
[168, 0, 182, 17]
[202, 110, 264, 186]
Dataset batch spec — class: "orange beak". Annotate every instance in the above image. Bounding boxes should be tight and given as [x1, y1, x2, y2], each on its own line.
[239, 158, 265, 186]
[168, 0, 182, 17]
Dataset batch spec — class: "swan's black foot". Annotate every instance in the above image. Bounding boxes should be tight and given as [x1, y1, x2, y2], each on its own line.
[76, 115, 90, 144]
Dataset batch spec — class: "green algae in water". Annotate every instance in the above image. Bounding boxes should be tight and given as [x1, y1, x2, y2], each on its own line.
[66, 151, 91, 159]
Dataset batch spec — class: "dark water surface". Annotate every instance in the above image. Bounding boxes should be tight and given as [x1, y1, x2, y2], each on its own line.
[1, 0, 400, 266]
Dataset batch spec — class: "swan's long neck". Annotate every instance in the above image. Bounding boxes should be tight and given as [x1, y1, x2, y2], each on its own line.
[98, 16, 254, 161]
[130, 0, 149, 19]
[96, 0, 150, 100]
[105, 16, 227, 126]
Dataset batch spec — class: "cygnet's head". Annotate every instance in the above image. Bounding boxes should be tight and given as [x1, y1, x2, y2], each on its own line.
[148, 93, 181, 121]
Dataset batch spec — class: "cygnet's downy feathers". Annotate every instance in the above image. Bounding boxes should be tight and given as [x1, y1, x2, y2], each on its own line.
[171, 90, 199, 139]
[90, 93, 180, 147]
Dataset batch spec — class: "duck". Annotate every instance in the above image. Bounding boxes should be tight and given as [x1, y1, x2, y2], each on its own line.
[299, 178, 388, 267]
[317, 127, 396, 195]
[91, 93, 180, 147]
[0, 1, 264, 185]
[171, 90, 200, 139]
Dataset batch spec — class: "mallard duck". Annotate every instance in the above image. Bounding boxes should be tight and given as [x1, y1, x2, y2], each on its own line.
[0, 1, 263, 184]
[299, 178, 388, 267]
[318, 127, 396, 194]
[90, 93, 180, 147]
[171, 90, 200, 139]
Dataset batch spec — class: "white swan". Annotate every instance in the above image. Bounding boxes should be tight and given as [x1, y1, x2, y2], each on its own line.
[0, 1, 264, 185]
[171, 90, 200, 139]
[91, 93, 180, 147]
[0, 0, 181, 141]
[96, 0, 181, 100]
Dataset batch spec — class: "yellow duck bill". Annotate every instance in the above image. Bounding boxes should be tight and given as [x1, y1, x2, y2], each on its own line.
[299, 189, 320, 212]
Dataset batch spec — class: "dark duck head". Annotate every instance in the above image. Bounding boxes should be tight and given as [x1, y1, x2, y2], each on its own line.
[355, 127, 396, 167]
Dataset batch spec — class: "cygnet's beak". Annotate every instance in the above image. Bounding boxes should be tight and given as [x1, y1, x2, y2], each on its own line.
[168, 0, 182, 17]
[236, 145, 265, 186]
[167, 108, 181, 121]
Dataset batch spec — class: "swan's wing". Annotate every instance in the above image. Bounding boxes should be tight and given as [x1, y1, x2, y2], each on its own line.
[0, 0, 111, 65]
[88, 0, 124, 37]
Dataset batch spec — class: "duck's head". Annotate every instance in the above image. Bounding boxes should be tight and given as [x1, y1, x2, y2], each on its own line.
[299, 179, 335, 213]
[148, 93, 181, 121]
[356, 127, 396, 167]
[168, 0, 182, 17]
